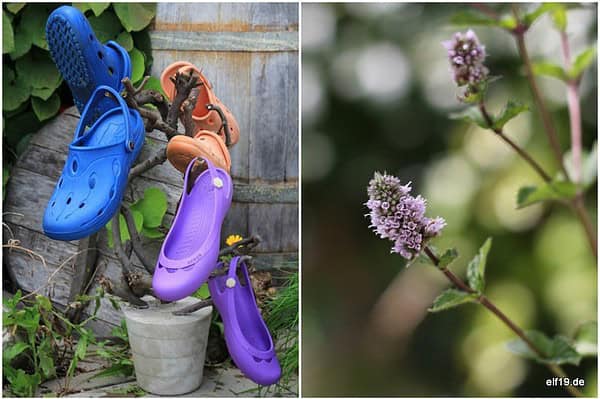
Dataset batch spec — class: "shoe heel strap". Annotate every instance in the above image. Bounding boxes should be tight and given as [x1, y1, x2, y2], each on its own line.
[75, 85, 135, 153]
[182, 156, 222, 197]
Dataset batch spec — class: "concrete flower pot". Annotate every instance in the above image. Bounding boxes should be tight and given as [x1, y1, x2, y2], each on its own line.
[122, 296, 212, 395]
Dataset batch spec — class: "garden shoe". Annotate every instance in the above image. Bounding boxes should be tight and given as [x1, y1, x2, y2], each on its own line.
[46, 5, 131, 117]
[43, 86, 145, 241]
[208, 256, 281, 386]
[153, 157, 233, 302]
[166, 131, 232, 173]
[160, 61, 240, 147]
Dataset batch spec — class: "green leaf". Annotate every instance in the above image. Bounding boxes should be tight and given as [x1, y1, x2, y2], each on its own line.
[524, 3, 562, 27]
[88, 10, 122, 43]
[20, 5, 49, 50]
[450, 11, 499, 27]
[31, 86, 57, 101]
[35, 295, 52, 312]
[141, 75, 167, 97]
[2, 66, 31, 112]
[506, 330, 582, 366]
[113, 3, 156, 32]
[5, 3, 26, 14]
[9, 22, 33, 60]
[466, 238, 492, 293]
[498, 16, 517, 30]
[449, 106, 488, 129]
[37, 337, 55, 379]
[15, 50, 62, 90]
[551, 7, 567, 31]
[429, 289, 478, 312]
[568, 47, 596, 80]
[573, 321, 597, 357]
[6, 368, 40, 397]
[3, 342, 29, 364]
[517, 180, 578, 208]
[131, 187, 168, 228]
[532, 61, 567, 81]
[31, 93, 60, 122]
[129, 47, 145, 84]
[4, 111, 42, 150]
[3, 10, 15, 53]
[492, 100, 529, 130]
[115, 31, 134, 51]
[141, 226, 164, 239]
[106, 211, 143, 248]
[193, 283, 210, 300]
[437, 248, 459, 269]
[92, 363, 134, 379]
[76, 3, 111, 17]
[563, 141, 597, 189]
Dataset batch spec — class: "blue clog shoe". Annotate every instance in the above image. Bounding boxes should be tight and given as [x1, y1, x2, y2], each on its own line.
[43, 86, 145, 241]
[46, 5, 131, 116]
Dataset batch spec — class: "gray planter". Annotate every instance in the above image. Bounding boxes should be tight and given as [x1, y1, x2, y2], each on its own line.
[122, 296, 212, 395]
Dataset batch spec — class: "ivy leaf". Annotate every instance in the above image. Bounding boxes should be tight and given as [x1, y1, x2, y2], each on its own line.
[449, 106, 488, 129]
[76, 3, 111, 17]
[437, 248, 459, 269]
[450, 11, 499, 27]
[517, 180, 578, 208]
[31, 93, 60, 122]
[493, 100, 529, 130]
[9, 22, 33, 60]
[129, 47, 145, 84]
[572, 321, 597, 357]
[532, 61, 567, 82]
[88, 10, 122, 43]
[2, 67, 31, 112]
[15, 51, 62, 90]
[31, 86, 57, 101]
[506, 330, 582, 366]
[5, 3, 26, 14]
[3, 10, 15, 53]
[113, 3, 156, 32]
[429, 289, 478, 312]
[131, 187, 167, 229]
[20, 5, 49, 50]
[568, 47, 597, 80]
[466, 238, 492, 293]
[115, 31, 134, 51]
[106, 211, 144, 248]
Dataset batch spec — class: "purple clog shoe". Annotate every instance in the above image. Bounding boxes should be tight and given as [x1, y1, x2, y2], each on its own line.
[153, 157, 232, 302]
[208, 256, 281, 386]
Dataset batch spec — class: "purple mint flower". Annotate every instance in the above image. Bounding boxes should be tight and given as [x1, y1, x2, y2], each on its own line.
[365, 172, 446, 260]
[442, 29, 489, 86]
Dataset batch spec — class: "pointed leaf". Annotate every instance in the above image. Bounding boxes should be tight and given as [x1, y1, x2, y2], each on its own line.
[551, 7, 567, 32]
[89, 3, 111, 16]
[573, 321, 597, 357]
[31, 93, 60, 122]
[568, 47, 597, 80]
[466, 238, 492, 292]
[493, 100, 529, 130]
[3, 10, 15, 53]
[113, 3, 156, 32]
[193, 283, 210, 300]
[31, 86, 59, 101]
[429, 289, 478, 312]
[506, 330, 582, 366]
[532, 61, 567, 81]
[523, 3, 562, 26]
[3, 342, 29, 364]
[517, 180, 578, 208]
[5, 3, 26, 14]
[449, 106, 488, 129]
[437, 248, 459, 269]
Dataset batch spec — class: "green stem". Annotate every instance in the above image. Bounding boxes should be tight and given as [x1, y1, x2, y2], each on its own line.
[424, 246, 583, 398]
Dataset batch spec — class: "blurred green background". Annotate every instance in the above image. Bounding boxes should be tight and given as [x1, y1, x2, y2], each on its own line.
[301, 3, 597, 397]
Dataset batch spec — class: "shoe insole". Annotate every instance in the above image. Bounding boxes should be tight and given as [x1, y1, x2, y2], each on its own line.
[80, 111, 127, 148]
[235, 271, 271, 352]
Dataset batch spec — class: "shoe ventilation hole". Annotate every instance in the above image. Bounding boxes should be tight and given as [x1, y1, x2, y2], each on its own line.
[109, 187, 115, 198]
[208, 118, 213, 124]
[58, 178, 63, 188]
[89, 176, 96, 189]
[97, 209, 103, 216]
[51, 201, 56, 207]
[66, 197, 72, 205]
[98, 51, 103, 59]
[253, 357, 262, 363]
[108, 67, 114, 76]
[79, 202, 85, 209]
[265, 357, 272, 363]
[166, 268, 177, 274]
[89, 34, 94, 41]
[72, 160, 78, 173]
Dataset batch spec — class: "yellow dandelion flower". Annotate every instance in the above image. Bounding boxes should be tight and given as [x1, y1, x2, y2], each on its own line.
[226, 234, 243, 246]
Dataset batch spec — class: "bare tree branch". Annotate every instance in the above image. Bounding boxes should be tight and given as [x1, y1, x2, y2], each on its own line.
[121, 205, 155, 275]
[129, 147, 168, 179]
[172, 299, 213, 316]
[166, 71, 201, 130]
[183, 87, 200, 137]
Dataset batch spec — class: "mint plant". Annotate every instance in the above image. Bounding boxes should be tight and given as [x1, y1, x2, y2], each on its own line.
[365, 4, 596, 397]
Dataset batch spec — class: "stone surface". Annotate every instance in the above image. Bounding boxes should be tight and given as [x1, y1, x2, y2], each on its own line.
[122, 296, 212, 395]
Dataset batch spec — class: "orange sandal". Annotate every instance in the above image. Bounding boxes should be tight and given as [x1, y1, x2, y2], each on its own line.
[166, 130, 232, 173]
[160, 61, 240, 147]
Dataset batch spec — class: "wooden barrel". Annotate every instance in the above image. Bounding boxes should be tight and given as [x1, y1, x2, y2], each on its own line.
[3, 3, 298, 334]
